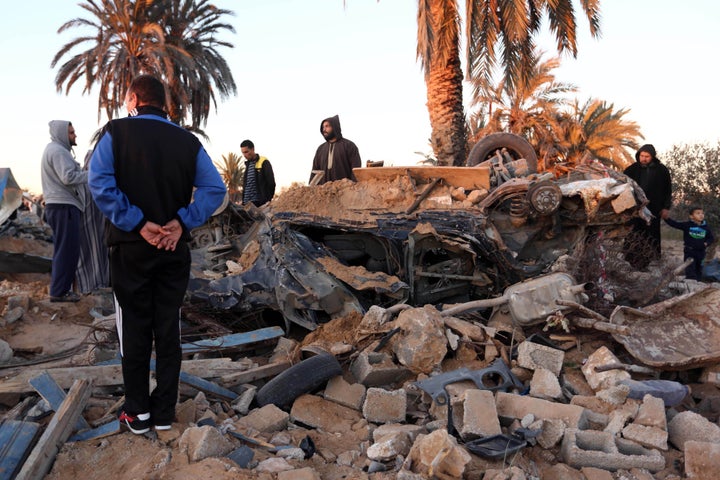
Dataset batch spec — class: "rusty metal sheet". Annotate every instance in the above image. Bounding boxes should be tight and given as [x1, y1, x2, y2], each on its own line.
[610, 286, 720, 369]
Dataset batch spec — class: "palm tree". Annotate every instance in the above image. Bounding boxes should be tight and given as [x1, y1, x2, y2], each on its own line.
[416, 0, 601, 166]
[151, 0, 237, 128]
[554, 98, 642, 169]
[52, 0, 236, 129]
[214, 152, 244, 203]
[468, 55, 576, 165]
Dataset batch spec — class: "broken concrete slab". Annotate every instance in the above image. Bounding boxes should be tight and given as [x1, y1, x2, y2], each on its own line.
[560, 428, 665, 472]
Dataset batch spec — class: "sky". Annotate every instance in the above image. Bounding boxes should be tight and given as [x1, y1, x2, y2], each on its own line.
[1, 1, 719, 196]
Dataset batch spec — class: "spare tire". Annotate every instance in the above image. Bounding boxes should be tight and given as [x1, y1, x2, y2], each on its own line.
[256, 353, 342, 409]
[466, 133, 538, 173]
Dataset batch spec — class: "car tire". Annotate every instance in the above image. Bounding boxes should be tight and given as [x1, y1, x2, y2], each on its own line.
[256, 353, 343, 409]
[466, 133, 538, 173]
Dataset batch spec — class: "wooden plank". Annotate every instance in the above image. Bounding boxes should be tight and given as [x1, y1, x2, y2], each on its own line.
[179, 371, 238, 401]
[0, 420, 40, 480]
[67, 420, 120, 443]
[29, 371, 90, 431]
[0, 358, 248, 395]
[181, 326, 284, 354]
[15, 379, 92, 480]
[219, 361, 292, 388]
[353, 166, 490, 190]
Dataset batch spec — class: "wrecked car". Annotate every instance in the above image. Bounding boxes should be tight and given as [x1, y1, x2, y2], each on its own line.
[187, 135, 649, 331]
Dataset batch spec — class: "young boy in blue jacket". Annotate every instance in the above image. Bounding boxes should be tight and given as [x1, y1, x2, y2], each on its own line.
[665, 206, 715, 280]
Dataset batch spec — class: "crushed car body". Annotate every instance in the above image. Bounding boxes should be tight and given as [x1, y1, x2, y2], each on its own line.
[187, 157, 650, 331]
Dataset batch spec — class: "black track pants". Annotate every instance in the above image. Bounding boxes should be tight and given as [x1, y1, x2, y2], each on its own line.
[110, 241, 190, 424]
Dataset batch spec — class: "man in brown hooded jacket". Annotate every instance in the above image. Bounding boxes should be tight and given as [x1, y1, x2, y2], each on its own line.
[309, 115, 361, 185]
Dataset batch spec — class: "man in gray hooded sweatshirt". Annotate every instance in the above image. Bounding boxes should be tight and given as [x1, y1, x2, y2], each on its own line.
[40, 120, 87, 302]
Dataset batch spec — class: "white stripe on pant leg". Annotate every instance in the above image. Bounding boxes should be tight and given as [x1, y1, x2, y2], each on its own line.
[114, 294, 124, 357]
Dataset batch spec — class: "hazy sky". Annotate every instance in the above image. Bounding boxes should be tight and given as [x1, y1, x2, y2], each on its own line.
[2, 1, 719, 195]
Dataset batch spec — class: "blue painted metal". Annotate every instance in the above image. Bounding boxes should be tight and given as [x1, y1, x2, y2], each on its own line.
[0, 420, 40, 479]
[180, 326, 284, 354]
[67, 420, 121, 442]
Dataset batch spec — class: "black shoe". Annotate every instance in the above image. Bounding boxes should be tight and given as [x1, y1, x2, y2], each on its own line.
[118, 410, 151, 434]
[50, 292, 81, 303]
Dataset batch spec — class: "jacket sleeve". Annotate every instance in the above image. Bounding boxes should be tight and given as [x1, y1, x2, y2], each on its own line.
[663, 217, 684, 231]
[88, 131, 145, 232]
[310, 145, 323, 183]
[263, 160, 276, 200]
[661, 166, 672, 210]
[176, 146, 227, 230]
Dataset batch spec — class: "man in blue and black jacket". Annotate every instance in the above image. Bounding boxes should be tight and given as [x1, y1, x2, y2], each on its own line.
[89, 75, 226, 434]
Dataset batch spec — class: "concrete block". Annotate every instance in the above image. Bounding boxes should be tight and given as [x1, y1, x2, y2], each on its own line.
[457, 389, 502, 440]
[685, 440, 720, 479]
[350, 350, 411, 387]
[581, 346, 631, 391]
[324, 375, 366, 410]
[621, 423, 668, 451]
[668, 410, 720, 451]
[362, 387, 407, 424]
[290, 394, 362, 434]
[537, 418, 566, 449]
[496, 391, 588, 429]
[529, 368, 563, 400]
[517, 341, 564, 376]
[235, 403, 289, 433]
[560, 428, 665, 472]
[635, 394, 667, 430]
[604, 402, 639, 435]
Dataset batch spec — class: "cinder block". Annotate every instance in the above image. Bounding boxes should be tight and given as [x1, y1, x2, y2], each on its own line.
[496, 391, 588, 429]
[685, 440, 720, 479]
[517, 341, 564, 376]
[560, 428, 665, 472]
[529, 368, 563, 400]
[362, 388, 407, 424]
[350, 351, 411, 387]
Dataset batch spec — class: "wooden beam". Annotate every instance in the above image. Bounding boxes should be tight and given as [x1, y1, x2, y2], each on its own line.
[219, 361, 292, 388]
[181, 326, 284, 354]
[29, 371, 90, 431]
[0, 420, 40, 479]
[15, 379, 92, 480]
[0, 358, 249, 395]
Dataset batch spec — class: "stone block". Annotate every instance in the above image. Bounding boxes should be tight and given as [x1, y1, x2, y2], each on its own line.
[457, 389, 502, 440]
[367, 431, 413, 461]
[621, 423, 668, 450]
[496, 391, 588, 429]
[529, 368, 563, 400]
[178, 425, 234, 462]
[560, 428, 665, 472]
[635, 394, 667, 430]
[685, 440, 720, 479]
[235, 403, 289, 433]
[363, 387, 407, 424]
[350, 350, 411, 387]
[668, 410, 720, 451]
[517, 341, 564, 376]
[537, 418, 566, 449]
[372, 423, 427, 443]
[581, 346, 631, 391]
[324, 375, 366, 410]
[290, 394, 362, 434]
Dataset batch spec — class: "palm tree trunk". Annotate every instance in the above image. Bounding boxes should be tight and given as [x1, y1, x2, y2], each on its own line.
[425, 33, 466, 166]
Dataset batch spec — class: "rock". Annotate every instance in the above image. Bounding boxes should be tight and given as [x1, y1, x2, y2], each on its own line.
[390, 305, 447, 374]
[178, 425, 234, 462]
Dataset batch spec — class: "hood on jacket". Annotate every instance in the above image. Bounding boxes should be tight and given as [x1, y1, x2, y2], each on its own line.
[635, 144, 658, 163]
[49, 120, 72, 151]
[320, 115, 342, 141]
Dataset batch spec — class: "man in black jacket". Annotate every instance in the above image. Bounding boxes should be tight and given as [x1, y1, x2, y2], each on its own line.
[240, 139, 275, 206]
[89, 75, 226, 434]
[623, 144, 672, 269]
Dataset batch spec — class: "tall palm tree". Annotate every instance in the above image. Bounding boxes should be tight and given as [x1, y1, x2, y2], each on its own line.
[417, 0, 601, 166]
[554, 98, 642, 169]
[52, 0, 236, 129]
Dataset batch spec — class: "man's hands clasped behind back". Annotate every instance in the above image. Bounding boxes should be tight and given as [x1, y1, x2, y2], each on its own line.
[139, 219, 183, 251]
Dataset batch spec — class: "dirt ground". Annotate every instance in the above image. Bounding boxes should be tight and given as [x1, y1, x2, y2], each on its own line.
[0, 218, 708, 480]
